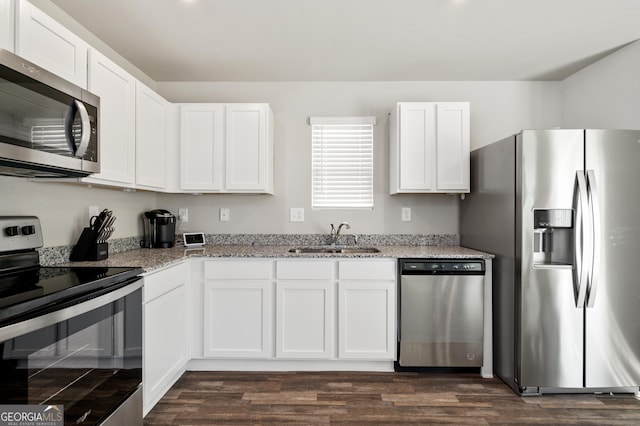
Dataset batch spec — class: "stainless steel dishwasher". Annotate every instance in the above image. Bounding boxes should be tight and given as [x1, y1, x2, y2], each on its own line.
[398, 259, 485, 368]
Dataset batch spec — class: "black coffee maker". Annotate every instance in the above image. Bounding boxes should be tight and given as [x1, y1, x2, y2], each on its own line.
[141, 209, 176, 248]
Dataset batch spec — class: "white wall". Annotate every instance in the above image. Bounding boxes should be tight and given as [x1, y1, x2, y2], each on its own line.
[157, 81, 561, 235]
[561, 40, 640, 129]
[0, 177, 156, 247]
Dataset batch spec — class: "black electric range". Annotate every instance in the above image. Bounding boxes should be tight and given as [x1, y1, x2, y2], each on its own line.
[0, 216, 143, 326]
[0, 264, 143, 326]
[0, 216, 144, 426]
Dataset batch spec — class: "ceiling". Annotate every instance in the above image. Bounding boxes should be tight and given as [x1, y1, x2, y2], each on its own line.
[49, 0, 640, 82]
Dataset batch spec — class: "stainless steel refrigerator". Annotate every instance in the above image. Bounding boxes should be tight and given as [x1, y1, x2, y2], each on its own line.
[460, 129, 640, 395]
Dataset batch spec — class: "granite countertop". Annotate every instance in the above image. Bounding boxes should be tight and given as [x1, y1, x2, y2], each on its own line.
[62, 244, 493, 273]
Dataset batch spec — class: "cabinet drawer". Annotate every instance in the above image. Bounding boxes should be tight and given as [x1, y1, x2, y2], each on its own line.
[204, 260, 273, 280]
[276, 260, 335, 280]
[143, 262, 188, 303]
[338, 260, 396, 281]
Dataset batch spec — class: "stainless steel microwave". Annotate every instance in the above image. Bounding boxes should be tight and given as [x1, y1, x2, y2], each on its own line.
[0, 48, 99, 178]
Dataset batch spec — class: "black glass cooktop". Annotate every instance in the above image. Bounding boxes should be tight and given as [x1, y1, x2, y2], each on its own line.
[0, 266, 143, 326]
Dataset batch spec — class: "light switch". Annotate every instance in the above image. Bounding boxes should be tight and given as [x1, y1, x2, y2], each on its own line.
[220, 208, 230, 222]
[402, 207, 412, 222]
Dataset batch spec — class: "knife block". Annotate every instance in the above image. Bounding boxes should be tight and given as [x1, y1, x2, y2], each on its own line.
[70, 227, 109, 261]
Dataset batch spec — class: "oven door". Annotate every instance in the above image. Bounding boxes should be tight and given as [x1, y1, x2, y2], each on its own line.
[0, 279, 142, 425]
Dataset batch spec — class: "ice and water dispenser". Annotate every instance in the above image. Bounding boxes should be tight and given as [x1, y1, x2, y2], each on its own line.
[533, 209, 573, 265]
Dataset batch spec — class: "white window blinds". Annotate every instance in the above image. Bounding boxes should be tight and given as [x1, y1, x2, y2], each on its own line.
[310, 117, 375, 209]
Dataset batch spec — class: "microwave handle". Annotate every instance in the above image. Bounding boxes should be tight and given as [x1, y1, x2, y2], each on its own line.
[74, 100, 91, 158]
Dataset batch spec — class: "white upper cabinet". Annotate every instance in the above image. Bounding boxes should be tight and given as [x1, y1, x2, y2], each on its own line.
[435, 103, 471, 191]
[180, 104, 224, 191]
[135, 81, 168, 190]
[180, 103, 274, 193]
[225, 104, 273, 193]
[15, 0, 88, 88]
[86, 49, 170, 191]
[0, 0, 14, 51]
[390, 102, 470, 194]
[86, 49, 136, 186]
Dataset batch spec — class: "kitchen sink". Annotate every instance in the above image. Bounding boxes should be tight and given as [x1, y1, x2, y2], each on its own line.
[288, 247, 381, 254]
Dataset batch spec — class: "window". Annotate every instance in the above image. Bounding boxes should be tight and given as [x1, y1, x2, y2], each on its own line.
[310, 117, 375, 209]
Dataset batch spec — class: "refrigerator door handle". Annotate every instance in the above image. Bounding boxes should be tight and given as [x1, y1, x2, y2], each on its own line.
[586, 170, 601, 308]
[573, 171, 590, 307]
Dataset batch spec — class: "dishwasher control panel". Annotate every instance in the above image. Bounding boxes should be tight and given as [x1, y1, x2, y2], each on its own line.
[401, 259, 485, 274]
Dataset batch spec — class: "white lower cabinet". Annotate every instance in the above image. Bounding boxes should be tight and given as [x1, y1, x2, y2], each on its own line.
[142, 262, 189, 416]
[338, 282, 395, 359]
[198, 258, 396, 364]
[202, 259, 274, 358]
[276, 281, 335, 359]
[338, 260, 396, 360]
[143, 257, 397, 415]
[203, 281, 273, 358]
[275, 260, 335, 359]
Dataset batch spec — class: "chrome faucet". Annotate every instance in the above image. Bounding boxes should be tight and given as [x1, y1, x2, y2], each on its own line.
[330, 222, 351, 245]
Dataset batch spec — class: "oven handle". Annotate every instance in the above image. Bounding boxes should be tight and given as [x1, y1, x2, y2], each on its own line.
[0, 279, 142, 342]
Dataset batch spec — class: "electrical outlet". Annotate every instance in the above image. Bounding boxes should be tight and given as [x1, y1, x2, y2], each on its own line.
[290, 207, 304, 222]
[178, 208, 189, 222]
[401, 207, 412, 222]
[220, 208, 230, 222]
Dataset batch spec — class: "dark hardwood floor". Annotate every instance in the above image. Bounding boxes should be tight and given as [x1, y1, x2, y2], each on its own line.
[144, 371, 640, 425]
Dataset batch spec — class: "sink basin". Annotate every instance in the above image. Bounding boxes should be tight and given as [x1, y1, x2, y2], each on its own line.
[288, 247, 380, 254]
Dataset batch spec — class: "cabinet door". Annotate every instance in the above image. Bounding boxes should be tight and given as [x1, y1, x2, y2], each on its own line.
[225, 104, 273, 193]
[0, 0, 14, 51]
[276, 282, 335, 359]
[15, 0, 88, 87]
[143, 283, 188, 412]
[436, 102, 470, 191]
[338, 282, 396, 360]
[180, 104, 224, 191]
[203, 282, 273, 358]
[136, 82, 168, 189]
[86, 49, 136, 185]
[398, 102, 437, 191]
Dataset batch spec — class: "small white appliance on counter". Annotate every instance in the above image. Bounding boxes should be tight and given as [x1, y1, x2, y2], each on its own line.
[183, 232, 205, 247]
